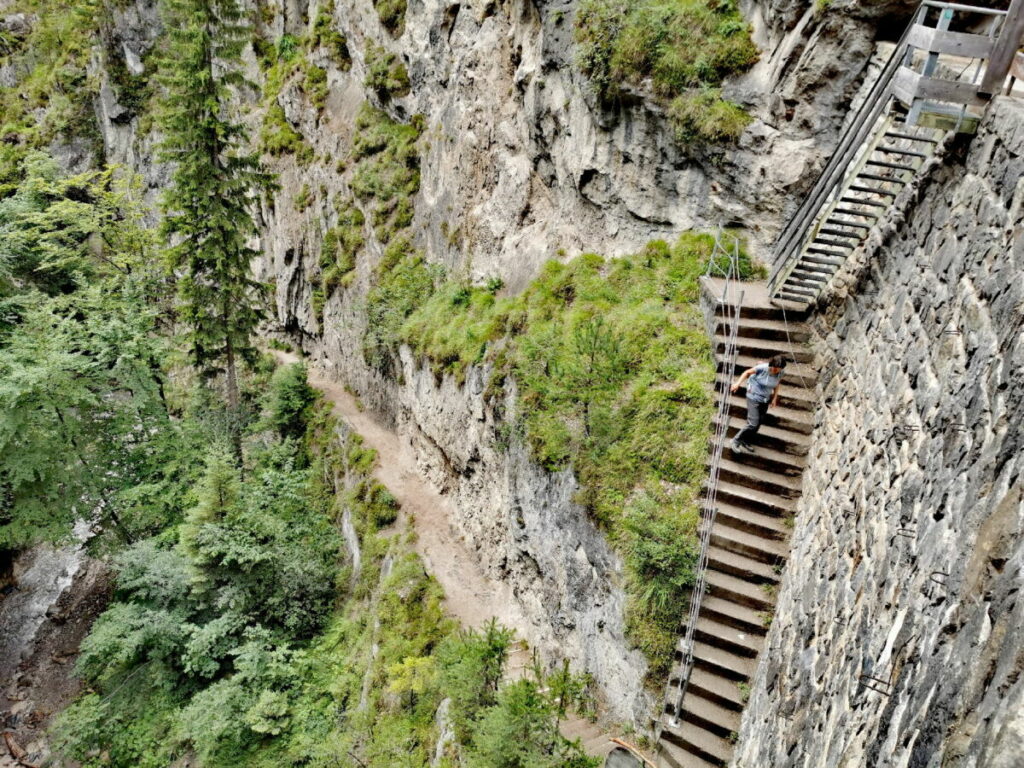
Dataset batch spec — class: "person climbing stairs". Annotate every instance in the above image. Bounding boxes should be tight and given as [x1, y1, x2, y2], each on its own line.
[655, 279, 815, 768]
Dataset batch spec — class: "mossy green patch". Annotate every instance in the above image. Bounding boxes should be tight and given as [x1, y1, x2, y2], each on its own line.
[387, 233, 758, 677]
[364, 42, 411, 100]
[574, 0, 758, 145]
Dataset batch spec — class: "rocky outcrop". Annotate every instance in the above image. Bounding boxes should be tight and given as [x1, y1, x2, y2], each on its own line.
[734, 97, 1024, 767]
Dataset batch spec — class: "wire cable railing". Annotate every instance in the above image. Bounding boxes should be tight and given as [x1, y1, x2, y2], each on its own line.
[666, 231, 745, 728]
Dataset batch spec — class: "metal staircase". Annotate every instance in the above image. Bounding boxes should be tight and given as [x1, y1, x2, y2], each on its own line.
[769, 0, 1024, 306]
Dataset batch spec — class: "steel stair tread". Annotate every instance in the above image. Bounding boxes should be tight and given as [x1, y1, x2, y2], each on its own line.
[686, 666, 747, 710]
[704, 568, 774, 611]
[659, 718, 733, 765]
[707, 478, 798, 514]
[710, 522, 789, 561]
[714, 334, 814, 362]
[710, 456, 803, 496]
[717, 414, 812, 449]
[706, 545, 780, 583]
[656, 734, 721, 768]
[677, 638, 756, 681]
[698, 595, 770, 636]
[672, 686, 743, 735]
[693, 614, 765, 657]
[713, 501, 792, 538]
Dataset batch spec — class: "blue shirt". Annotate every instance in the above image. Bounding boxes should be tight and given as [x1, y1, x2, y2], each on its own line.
[747, 363, 781, 403]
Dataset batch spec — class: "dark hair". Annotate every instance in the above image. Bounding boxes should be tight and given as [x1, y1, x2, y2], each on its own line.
[769, 355, 790, 369]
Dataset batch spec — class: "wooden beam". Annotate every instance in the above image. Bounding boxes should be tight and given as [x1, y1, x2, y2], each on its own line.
[906, 23, 994, 59]
[980, 0, 1024, 94]
[894, 67, 991, 107]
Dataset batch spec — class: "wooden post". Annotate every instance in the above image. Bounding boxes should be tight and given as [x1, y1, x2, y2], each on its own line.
[980, 0, 1024, 95]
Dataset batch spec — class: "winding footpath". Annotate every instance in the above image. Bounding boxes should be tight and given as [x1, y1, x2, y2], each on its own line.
[273, 351, 616, 760]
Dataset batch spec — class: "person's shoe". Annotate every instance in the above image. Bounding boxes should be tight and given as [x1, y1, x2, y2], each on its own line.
[740, 442, 756, 454]
[730, 439, 750, 454]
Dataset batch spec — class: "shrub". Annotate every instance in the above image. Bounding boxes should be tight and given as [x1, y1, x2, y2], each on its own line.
[667, 88, 753, 144]
[309, 1, 351, 68]
[373, 0, 408, 35]
[364, 43, 411, 100]
[259, 103, 314, 163]
[574, 0, 758, 145]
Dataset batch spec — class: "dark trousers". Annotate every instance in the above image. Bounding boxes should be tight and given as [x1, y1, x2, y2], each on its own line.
[735, 398, 769, 446]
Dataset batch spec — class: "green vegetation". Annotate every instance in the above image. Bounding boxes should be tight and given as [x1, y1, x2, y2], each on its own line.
[373, 0, 409, 36]
[364, 42, 411, 100]
[302, 63, 329, 111]
[157, 0, 275, 455]
[350, 104, 422, 244]
[259, 104, 315, 164]
[319, 197, 365, 295]
[0, 0, 103, 195]
[0, 154, 180, 549]
[310, 0, 352, 69]
[360, 233, 760, 676]
[574, 0, 758, 144]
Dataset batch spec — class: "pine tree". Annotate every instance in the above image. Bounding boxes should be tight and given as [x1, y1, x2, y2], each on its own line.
[156, 0, 273, 456]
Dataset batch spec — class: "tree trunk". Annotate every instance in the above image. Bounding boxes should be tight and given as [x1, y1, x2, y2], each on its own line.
[225, 329, 243, 465]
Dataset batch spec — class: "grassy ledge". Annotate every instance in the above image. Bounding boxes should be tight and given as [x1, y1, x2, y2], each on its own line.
[369, 232, 758, 677]
[573, 0, 759, 145]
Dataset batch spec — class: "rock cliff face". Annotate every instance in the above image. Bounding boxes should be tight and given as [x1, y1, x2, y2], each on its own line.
[89, 0, 925, 731]
[734, 97, 1024, 767]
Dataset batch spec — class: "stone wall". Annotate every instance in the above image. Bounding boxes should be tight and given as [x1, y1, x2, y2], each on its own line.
[734, 97, 1024, 767]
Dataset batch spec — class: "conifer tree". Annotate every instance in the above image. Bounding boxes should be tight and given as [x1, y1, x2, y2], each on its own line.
[156, 0, 273, 455]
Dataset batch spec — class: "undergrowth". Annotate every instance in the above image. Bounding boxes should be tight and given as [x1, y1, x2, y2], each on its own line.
[574, 0, 758, 145]
[0, 0, 103, 195]
[366, 232, 757, 676]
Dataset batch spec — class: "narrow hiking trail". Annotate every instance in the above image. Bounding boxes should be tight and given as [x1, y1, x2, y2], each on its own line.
[275, 350, 525, 632]
[273, 352, 616, 760]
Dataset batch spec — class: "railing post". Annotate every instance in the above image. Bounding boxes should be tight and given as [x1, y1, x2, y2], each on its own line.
[979, 0, 1024, 95]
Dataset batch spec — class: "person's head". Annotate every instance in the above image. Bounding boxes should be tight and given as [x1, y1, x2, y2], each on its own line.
[768, 355, 790, 374]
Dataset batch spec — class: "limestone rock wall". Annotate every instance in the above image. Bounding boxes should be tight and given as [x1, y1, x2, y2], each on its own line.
[734, 97, 1024, 767]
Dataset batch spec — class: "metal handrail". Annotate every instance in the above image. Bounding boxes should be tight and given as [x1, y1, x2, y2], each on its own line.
[769, 0, 1017, 296]
[668, 232, 744, 726]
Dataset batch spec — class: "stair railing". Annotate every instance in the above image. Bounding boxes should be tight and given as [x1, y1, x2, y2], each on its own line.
[769, 0, 1018, 299]
[667, 231, 744, 728]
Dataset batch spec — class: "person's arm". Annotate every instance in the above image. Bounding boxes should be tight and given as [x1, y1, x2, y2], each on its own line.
[731, 367, 756, 393]
[770, 383, 780, 409]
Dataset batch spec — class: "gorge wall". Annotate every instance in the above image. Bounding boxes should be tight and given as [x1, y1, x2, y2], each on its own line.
[735, 97, 1024, 766]
[74, 0, 969, 738]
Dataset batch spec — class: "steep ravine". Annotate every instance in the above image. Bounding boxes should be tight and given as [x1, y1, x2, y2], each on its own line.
[35, 0, 934, 745]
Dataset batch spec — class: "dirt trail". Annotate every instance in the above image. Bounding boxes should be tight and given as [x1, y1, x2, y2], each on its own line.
[276, 352, 526, 632]
[277, 352, 619, 760]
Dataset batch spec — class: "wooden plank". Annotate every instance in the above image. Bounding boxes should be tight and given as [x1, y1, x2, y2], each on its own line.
[980, 0, 1024, 94]
[1011, 50, 1024, 81]
[893, 67, 991, 107]
[906, 24, 994, 59]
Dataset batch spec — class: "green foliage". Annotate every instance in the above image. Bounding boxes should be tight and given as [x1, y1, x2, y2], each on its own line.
[363, 252, 442, 375]
[574, 0, 758, 145]
[263, 362, 318, 440]
[309, 1, 351, 68]
[156, 0, 276, 429]
[364, 42, 411, 100]
[373, 0, 408, 35]
[295, 183, 313, 211]
[259, 104, 314, 164]
[0, 153, 186, 549]
[667, 88, 752, 144]
[302, 63, 328, 111]
[393, 232, 758, 675]
[349, 103, 422, 245]
[0, 0, 103, 196]
[319, 197, 364, 295]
